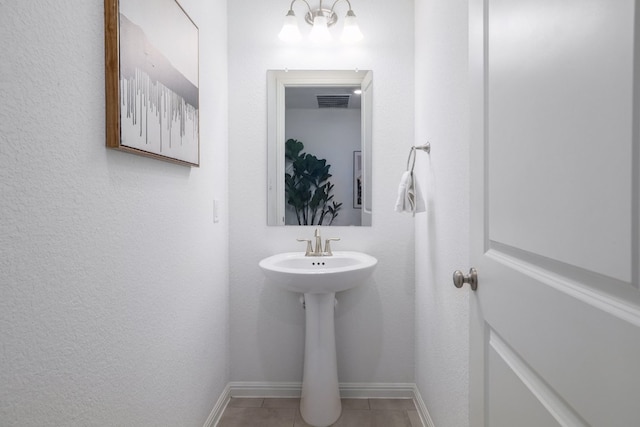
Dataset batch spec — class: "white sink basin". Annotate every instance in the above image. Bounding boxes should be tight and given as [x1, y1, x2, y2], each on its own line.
[259, 251, 377, 294]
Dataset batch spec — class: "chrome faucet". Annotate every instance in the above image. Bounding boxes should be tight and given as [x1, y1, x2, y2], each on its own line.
[297, 228, 340, 256]
[314, 228, 322, 255]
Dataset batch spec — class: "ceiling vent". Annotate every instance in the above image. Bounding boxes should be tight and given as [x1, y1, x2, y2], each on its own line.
[316, 94, 351, 108]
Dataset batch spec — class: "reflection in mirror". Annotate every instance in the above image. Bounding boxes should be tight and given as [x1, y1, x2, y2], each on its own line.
[267, 70, 373, 226]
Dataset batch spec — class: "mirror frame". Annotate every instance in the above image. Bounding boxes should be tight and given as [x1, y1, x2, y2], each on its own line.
[267, 70, 373, 226]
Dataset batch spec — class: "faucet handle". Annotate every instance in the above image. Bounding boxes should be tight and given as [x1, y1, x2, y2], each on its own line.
[297, 238, 313, 256]
[324, 238, 340, 256]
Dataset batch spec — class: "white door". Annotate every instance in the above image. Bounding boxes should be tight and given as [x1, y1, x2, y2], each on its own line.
[469, 1, 640, 426]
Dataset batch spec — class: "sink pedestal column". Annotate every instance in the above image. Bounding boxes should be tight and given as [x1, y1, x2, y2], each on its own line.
[300, 292, 341, 427]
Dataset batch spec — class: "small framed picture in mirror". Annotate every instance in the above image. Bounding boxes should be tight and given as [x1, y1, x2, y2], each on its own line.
[353, 151, 362, 209]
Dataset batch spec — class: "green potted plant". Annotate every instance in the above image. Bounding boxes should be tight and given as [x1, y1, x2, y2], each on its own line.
[285, 139, 342, 225]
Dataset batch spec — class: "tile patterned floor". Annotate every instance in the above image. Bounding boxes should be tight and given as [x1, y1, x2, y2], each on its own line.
[218, 397, 422, 427]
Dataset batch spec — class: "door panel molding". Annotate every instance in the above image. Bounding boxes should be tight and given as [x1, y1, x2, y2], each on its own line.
[489, 240, 638, 298]
[487, 246, 640, 328]
[489, 329, 588, 427]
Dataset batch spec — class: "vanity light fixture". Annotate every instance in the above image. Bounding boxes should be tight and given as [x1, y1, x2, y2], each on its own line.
[278, 0, 364, 44]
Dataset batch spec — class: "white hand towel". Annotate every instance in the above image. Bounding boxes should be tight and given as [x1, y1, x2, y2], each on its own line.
[394, 171, 426, 215]
[394, 171, 411, 212]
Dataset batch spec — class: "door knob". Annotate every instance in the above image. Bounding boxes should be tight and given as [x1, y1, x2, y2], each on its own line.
[453, 268, 478, 291]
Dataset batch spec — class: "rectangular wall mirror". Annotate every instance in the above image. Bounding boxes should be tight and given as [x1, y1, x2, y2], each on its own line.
[267, 70, 373, 226]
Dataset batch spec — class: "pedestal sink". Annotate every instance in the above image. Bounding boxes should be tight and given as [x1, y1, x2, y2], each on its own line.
[259, 251, 377, 427]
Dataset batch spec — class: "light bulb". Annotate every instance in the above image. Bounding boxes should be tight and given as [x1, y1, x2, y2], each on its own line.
[279, 10, 302, 43]
[340, 10, 363, 43]
[309, 14, 332, 44]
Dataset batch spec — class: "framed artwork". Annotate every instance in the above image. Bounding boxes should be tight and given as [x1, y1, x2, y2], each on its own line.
[353, 151, 362, 209]
[104, 0, 199, 166]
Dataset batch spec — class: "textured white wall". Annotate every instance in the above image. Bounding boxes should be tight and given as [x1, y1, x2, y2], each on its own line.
[414, 0, 470, 426]
[228, 0, 416, 384]
[0, 1, 229, 426]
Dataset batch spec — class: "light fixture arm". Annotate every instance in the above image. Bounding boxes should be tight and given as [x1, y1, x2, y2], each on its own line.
[287, 0, 313, 14]
[329, 0, 354, 14]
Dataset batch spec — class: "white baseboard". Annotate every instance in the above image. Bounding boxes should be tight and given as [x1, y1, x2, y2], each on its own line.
[203, 382, 436, 427]
[227, 381, 418, 399]
[202, 383, 231, 427]
[227, 381, 302, 398]
[412, 384, 436, 427]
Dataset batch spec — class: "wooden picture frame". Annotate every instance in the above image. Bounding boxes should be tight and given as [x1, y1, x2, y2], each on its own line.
[104, 0, 199, 166]
[353, 150, 362, 209]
